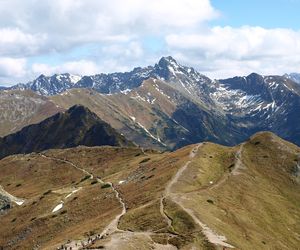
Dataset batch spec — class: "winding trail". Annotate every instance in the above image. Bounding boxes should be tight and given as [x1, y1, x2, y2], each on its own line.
[98, 182, 126, 238]
[39, 153, 93, 179]
[160, 143, 235, 249]
[39, 153, 127, 249]
[232, 143, 246, 176]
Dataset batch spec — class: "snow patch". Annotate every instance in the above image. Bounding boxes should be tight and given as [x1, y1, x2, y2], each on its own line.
[121, 89, 132, 94]
[52, 202, 63, 213]
[15, 201, 24, 206]
[69, 74, 82, 84]
[65, 188, 82, 199]
[137, 122, 167, 146]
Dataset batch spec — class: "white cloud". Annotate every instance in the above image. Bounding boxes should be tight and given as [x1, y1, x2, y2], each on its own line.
[0, 58, 27, 77]
[32, 60, 100, 76]
[0, 0, 217, 57]
[1, 0, 300, 84]
[0, 28, 47, 57]
[166, 26, 300, 78]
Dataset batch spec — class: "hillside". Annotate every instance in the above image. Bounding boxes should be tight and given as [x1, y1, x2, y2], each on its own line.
[0, 132, 299, 249]
[0, 105, 133, 159]
[0, 90, 64, 137]
[50, 79, 241, 151]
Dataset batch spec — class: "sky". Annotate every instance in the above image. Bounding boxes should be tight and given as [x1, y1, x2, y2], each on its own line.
[0, 0, 300, 86]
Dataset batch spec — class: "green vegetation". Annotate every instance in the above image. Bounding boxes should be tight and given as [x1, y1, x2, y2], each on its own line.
[101, 183, 111, 189]
[43, 190, 52, 195]
[80, 175, 91, 183]
[139, 158, 151, 164]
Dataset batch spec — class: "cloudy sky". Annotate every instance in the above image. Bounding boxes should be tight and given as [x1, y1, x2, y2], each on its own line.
[1, 0, 300, 85]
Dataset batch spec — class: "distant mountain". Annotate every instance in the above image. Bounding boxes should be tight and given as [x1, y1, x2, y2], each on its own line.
[284, 73, 300, 84]
[0, 105, 133, 159]
[11, 56, 211, 96]
[12, 73, 82, 96]
[214, 73, 300, 145]
[51, 79, 241, 151]
[5, 56, 300, 148]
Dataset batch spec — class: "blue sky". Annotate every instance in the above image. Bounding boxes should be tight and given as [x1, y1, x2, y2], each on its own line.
[0, 0, 300, 85]
[212, 0, 300, 29]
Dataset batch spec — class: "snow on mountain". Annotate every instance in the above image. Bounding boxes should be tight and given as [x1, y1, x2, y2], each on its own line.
[10, 56, 212, 97]
[284, 73, 300, 84]
[11, 73, 82, 96]
[5, 57, 300, 147]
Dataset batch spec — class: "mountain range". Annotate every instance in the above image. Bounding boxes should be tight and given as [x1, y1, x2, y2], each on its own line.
[1, 57, 300, 249]
[2, 56, 300, 150]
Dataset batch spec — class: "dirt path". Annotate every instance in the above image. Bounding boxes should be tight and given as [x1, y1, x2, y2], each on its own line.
[161, 143, 235, 249]
[232, 143, 246, 176]
[159, 144, 203, 232]
[39, 153, 93, 179]
[98, 182, 126, 238]
[41, 153, 177, 249]
[0, 185, 25, 206]
[39, 153, 127, 249]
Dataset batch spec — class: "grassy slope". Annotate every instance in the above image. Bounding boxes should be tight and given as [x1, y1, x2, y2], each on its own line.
[0, 145, 207, 249]
[0, 152, 121, 249]
[0, 132, 299, 249]
[172, 132, 300, 249]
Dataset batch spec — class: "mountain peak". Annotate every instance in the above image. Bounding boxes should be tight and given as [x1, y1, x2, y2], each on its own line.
[67, 104, 94, 117]
[37, 74, 47, 79]
[247, 72, 263, 79]
[158, 56, 179, 68]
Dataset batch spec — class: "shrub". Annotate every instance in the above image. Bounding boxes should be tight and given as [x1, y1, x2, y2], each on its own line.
[101, 183, 111, 189]
[43, 190, 52, 195]
[80, 175, 91, 182]
[139, 158, 151, 164]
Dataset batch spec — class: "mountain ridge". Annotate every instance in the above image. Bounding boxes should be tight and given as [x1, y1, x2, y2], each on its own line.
[0, 105, 133, 159]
